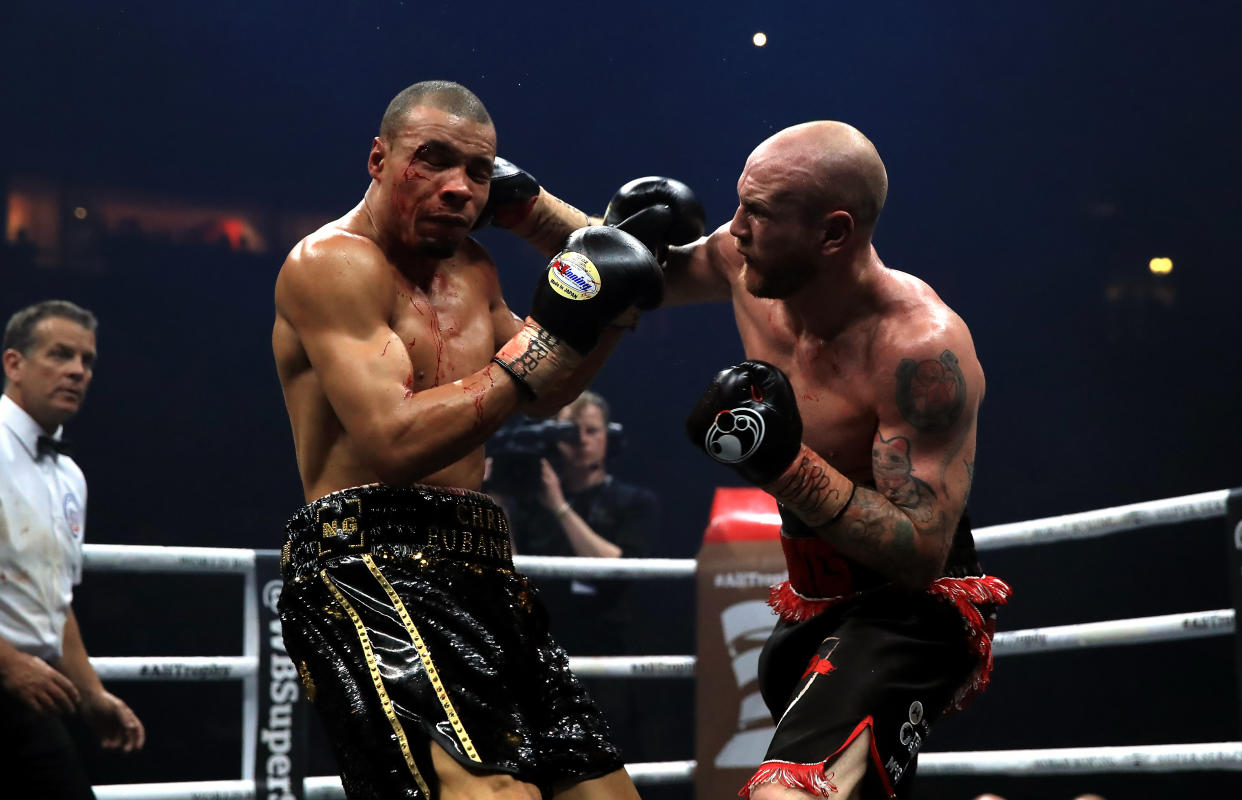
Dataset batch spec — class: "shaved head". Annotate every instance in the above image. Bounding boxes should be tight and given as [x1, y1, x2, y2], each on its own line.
[379, 80, 492, 143]
[748, 121, 888, 231]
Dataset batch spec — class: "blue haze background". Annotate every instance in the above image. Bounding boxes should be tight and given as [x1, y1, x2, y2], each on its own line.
[2, 1, 1241, 797]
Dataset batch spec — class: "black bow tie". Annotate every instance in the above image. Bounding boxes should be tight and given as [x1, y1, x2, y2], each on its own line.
[36, 435, 73, 459]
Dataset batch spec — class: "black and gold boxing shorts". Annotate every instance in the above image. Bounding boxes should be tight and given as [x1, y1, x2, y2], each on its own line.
[278, 484, 623, 800]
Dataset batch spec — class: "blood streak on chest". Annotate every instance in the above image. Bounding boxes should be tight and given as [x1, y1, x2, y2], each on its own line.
[406, 296, 446, 385]
[427, 306, 447, 385]
[403, 372, 416, 399]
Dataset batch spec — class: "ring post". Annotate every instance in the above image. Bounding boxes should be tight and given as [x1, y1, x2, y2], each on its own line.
[695, 488, 787, 800]
[1227, 488, 1242, 735]
[253, 549, 307, 799]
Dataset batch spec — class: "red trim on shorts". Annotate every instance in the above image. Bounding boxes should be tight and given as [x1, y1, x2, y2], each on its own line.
[739, 716, 895, 799]
[925, 575, 1012, 712]
[767, 574, 1013, 714]
[768, 580, 857, 622]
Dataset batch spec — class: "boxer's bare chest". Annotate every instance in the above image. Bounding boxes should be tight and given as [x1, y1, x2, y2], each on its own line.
[735, 298, 881, 480]
[389, 262, 495, 393]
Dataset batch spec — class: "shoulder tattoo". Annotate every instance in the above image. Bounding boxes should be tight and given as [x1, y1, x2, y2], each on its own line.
[895, 349, 966, 434]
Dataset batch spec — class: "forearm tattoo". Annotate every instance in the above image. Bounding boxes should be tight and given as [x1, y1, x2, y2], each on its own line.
[835, 486, 918, 566]
[764, 445, 854, 527]
[895, 350, 966, 434]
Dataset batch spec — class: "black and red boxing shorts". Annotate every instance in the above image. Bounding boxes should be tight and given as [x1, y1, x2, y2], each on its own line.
[751, 588, 987, 800]
[278, 484, 623, 800]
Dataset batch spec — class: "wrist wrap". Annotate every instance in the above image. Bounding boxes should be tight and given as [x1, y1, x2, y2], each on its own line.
[492, 319, 581, 399]
[761, 444, 856, 528]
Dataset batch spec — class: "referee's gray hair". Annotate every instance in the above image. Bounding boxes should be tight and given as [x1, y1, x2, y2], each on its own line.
[4, 299, 98, 357]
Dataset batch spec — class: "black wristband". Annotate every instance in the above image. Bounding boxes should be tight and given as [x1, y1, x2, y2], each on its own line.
[828, 481, 857, 524]
[490, 357, 536, 400]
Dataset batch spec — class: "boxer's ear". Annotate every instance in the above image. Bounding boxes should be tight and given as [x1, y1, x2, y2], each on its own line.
[368, 137, 387, 179]
[820, 210, 854, 255]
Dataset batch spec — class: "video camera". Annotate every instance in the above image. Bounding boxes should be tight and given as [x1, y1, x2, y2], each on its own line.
[486, 416, 624, 494]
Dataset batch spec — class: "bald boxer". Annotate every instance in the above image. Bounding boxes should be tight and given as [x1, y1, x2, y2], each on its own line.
[272, 80, 685, 800]
[612, 122, 1011, 799]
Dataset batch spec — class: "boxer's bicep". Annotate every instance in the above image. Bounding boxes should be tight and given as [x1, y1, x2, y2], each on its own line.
[874, 337, 983, 542]
[485, 263, 524, 349]
[278, 247, 420, 446]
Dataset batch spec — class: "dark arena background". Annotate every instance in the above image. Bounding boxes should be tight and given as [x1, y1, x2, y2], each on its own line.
[3, 1, 1242, 798]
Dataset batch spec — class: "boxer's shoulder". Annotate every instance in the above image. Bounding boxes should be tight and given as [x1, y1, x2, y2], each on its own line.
[873, 271, 972, 357]
[275, 226, 393, 326]
[282, 221, 386, 282]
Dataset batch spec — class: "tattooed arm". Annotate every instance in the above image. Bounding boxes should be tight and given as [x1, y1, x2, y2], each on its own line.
[766, 322, 983, 589]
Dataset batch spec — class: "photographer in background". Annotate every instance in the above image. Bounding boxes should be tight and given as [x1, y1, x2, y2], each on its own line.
[504, 391, 658, 562]
[487, 391, 660, 756]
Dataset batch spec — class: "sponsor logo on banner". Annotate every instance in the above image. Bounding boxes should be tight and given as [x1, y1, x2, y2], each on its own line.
[713, 599, 778, 768]
[547, 251, 602, 300]
[255, 553, 305, 800]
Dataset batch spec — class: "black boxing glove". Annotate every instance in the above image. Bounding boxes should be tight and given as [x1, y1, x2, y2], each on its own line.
[473, 156, 540, 230]
[532, 226, 664, 352]
[685, 360, 803, 485]
[493, 226, 663, 397]
[603, 177, 706, 261]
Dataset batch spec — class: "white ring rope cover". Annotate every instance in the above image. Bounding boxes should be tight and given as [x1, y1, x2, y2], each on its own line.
[87, 608, 1237, 681]
[972, 488, 1229, 551]
[89, 655, 698, 681]
[91, 744, 1242, 799]
[94, 762, 701, 800]
[82, 488, 1232, 578]
[917, 741, 1242, 775]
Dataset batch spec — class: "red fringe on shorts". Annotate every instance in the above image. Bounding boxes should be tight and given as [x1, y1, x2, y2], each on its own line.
[740, 758, 841, 798]
[926, 575, 1012, 711]
[739, 717, 892, 799]
[767, 581, 857, 622]
[767, 574, 1013, 713]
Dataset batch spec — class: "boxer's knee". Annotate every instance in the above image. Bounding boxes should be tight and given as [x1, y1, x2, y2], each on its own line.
[430, 739, 540, 800]
[747, 730, 872, 800]
[821, 728, 871, 799]
[551, 768, 641, 800]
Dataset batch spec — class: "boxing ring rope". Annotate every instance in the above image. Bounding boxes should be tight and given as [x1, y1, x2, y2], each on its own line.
[82, 487, 1241, 797]
[93, 740, 1242, 800]
[87, 605, 1239, 683]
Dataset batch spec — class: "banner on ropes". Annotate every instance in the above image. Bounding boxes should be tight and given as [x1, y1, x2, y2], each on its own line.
[254, 551, 307, 800]
[695, 488, 787, 800]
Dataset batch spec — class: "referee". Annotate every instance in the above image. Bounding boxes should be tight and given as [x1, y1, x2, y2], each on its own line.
[1, 300, 144, 799]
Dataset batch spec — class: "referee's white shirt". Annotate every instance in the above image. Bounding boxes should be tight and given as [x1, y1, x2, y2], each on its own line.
[0, 393, 86, 662]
